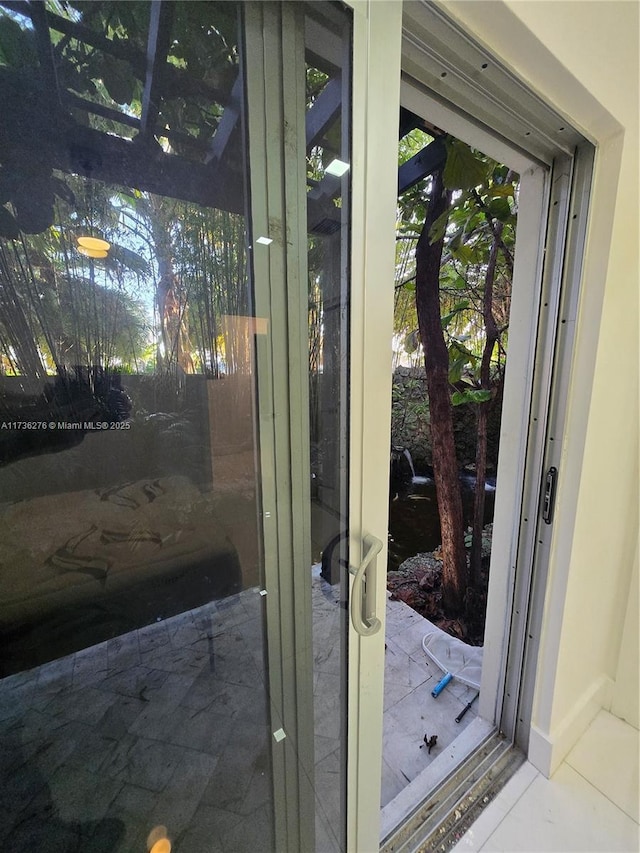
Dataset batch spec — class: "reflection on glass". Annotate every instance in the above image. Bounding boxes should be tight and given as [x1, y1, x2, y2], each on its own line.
[0, 1, 272, 849]
[0, 0, 354, 848]
[306, 5, 352, 852]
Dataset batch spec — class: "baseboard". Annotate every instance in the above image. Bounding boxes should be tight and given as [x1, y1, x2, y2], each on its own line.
[528, 673, 614, 776]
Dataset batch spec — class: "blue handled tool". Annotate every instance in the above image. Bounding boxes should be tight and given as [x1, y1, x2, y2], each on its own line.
[431, 671, 453, 697]
[422, 632, 483, 700]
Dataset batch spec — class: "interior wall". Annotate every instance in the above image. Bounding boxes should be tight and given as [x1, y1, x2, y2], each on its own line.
[611, 541, 639, 728]
[443, 0, 640, 770]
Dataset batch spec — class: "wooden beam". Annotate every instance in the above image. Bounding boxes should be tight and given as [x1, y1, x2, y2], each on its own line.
[63, 91, 141, 131]
[398, 136, 447, 195]
[62, 90, 212, 156]
[0, 68, 244, 214]
[306, 77, 341, 152]
[399, 106, 424, 140]
[205, 73, 243, 165]
[138, 1, 174, 140]
[29, 1, 59, 104]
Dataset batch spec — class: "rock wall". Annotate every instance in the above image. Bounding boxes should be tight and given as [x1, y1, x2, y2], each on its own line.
[391, 366, 503, 473]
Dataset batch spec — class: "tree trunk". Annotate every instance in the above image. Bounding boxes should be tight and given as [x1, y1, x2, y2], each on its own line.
[470, 223, 503, 585]
[415, 167, 467, 615]
[470, 401, 488, 585]
[149, 196, 194, 376]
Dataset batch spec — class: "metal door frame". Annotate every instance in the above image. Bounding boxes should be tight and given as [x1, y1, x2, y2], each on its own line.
[244, 5, 315, 850]
[398, 0, 595, 755]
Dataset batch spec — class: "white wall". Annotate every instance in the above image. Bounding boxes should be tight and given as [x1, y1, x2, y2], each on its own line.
[444, 0, 639, 773]
[612, 542, 639, 726]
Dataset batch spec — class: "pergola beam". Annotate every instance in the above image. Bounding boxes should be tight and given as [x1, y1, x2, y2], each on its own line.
[29, 1, 59, 103]
[398, 135, 447, 195]
[62, 90, 212, 156]
[205, 74, 243, 166]
[0, 68, 244, 214]
[138, 1, 174, 140]
[306, 77, 341, 152]
[399, 106, 425, 140]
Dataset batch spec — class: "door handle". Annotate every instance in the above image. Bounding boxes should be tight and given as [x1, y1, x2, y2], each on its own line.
[349, 534, 383, 637]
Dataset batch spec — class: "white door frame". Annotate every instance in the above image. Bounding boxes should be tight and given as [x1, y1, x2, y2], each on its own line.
[244, 4, 316, 849]
[245, 2, 594, 849]
[398, 78, 551, 736]
[344, 1, 595, 849]
[346, 3, 403, 852]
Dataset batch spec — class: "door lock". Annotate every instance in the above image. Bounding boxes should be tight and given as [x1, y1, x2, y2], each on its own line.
[542, 466, 558, 524]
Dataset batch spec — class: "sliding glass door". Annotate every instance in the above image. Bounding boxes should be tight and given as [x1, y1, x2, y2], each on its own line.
[244, 2, 355, 850]
[0, 2, 372, 850]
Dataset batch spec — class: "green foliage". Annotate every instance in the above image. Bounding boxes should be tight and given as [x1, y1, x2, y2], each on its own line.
[97, 54, 136, 105]
[395, 129, 518, 433]
[391, 376, 430, 452]
[441, 300, 470, 331]
[404, 330, 419, 354]
[398, 128, 434, 166]
[306, 66, 330, 102]
[449, 242, 478, 265]
[428, 207, 452, 245]
[451, 388, 492, 407]
[487, 196, 512, 222]
[487, 183, 514, 198]
[443, 138, 492, 190]
[464, 523, 493, 555]
[0, 12, 37, 68]
[448, 340, 477, 385]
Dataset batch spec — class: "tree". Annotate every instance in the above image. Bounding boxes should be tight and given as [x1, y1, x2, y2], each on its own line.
[443, 168, 516, 590]
[415, 166, 468, 613]
[398, 131, 517, 620]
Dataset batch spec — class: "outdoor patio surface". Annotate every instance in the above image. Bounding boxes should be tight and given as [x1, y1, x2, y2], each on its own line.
[0, 589, 273, 853]
[382, 596, 479, 808]
[0, 572, 478, 852]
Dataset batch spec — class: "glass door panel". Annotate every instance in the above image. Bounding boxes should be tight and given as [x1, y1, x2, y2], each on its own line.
[0, 1, 272, 849]
[306, 6, 352, 852]
[0, 1, 358, 851]
[244, 3, 353, 850]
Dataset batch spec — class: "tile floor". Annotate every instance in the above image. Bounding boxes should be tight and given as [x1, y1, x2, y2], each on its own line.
[6, 572, 633, 853]
[0, 572, 478, 852]
[382, 596, 479, 808]
[452, 709, 639, 853]
[0, 588, 273, 853]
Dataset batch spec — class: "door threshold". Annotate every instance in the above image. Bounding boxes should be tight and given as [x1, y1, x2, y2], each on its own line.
[380, 727, 524, 852]
[380, 717, 494, 840]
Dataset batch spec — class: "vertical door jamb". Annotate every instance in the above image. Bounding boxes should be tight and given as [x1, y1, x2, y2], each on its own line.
[243, 4, 315, 850]
[477, 160, 550, 728]
[346, 2, 402, 851]
[498, 152, 574, 742]
[511, 143, 595, 751]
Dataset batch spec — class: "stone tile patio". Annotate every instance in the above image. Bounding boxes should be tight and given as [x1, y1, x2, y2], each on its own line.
[382, 597, 479, 808]
[0, 573, 478, 852]
[0, 589, 272, 853]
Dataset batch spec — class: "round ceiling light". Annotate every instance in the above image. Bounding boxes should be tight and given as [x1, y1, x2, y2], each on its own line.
[77, 246, 109, 259]
[77, 235, 111, 252]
